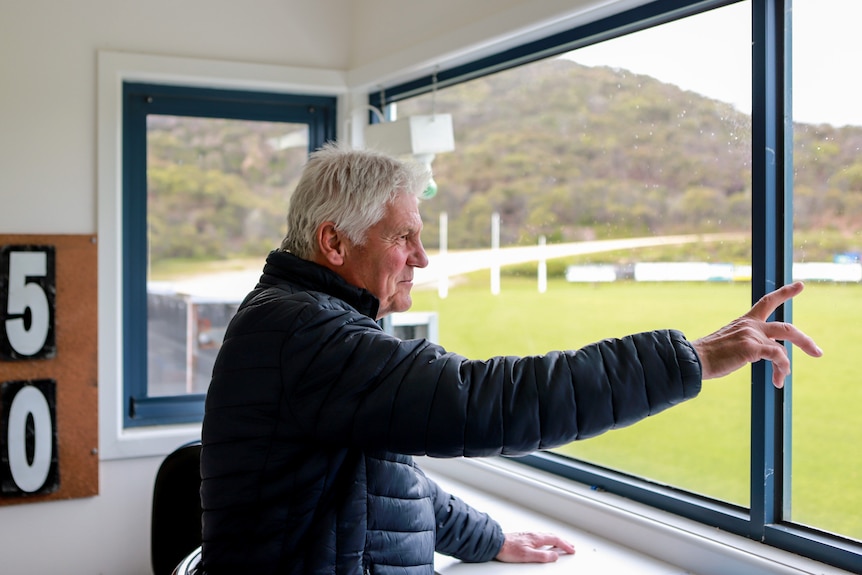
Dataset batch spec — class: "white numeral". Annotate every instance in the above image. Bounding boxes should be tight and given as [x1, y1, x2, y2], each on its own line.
[5, 251, 50, 356]
[7, 385, 53, 492]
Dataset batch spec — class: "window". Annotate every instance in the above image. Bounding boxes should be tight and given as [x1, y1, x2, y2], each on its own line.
[374, 0, 861, 571]
[790, 0, 862, 543]
[122, 82, 335, 427]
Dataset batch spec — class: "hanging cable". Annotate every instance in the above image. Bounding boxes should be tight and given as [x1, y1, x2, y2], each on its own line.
[361, 104, 385, 124]
[431, 69, 438, 116]
[379, 86, 388, 120]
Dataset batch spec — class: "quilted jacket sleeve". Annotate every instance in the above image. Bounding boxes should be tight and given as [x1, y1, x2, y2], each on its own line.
[427, 472, 504, 562]
[286, 305, 702, 458]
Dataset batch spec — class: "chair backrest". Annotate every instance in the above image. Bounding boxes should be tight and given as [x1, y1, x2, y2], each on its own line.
[171, 545, 202, 575]
[151, 441, 203, 575]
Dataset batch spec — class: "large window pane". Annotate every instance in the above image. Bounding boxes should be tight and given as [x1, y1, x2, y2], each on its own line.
[401, 2, 753, 505]
[791, 0, 862, 541]
[146, 116, 309, 397]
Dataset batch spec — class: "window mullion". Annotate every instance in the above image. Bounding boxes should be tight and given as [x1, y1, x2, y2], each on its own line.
[750, 0, 791, 539]
[780, 0, 795, 523]
[122, 86, 151, 427]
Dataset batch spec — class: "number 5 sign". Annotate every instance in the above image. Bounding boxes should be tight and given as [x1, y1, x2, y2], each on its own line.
[0, 236, 97, 504]
[1, 246, 56, 360]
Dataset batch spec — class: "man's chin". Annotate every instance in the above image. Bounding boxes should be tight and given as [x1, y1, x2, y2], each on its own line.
[382, 299, 412, 318]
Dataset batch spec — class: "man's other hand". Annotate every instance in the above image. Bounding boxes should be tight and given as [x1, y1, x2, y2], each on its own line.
[495, 531, 575, 563]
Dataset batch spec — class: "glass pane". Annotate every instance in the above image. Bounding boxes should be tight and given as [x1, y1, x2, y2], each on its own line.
[146, 116, 309, 396]
[401, 2, 753, 505]
[791, 0, 862, 541]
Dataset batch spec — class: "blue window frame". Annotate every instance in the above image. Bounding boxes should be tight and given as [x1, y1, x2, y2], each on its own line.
[122, 82, 336, 427]
[372, 0, 861, 571]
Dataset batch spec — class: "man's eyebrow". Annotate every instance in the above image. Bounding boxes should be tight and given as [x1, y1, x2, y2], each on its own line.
[397, 221, 422, 233]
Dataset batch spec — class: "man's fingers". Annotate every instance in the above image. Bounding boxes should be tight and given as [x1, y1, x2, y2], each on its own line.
[530, 533, 575, 555]
[497, 532, 575, 563]
[761, 321, 823, 358]
[751, 339, 792, 388]
[747, 281, 805, 321]
[521, 547, 562, 563]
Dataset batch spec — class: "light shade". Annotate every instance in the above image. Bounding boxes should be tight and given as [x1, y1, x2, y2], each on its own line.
[364, 114, 455, 156]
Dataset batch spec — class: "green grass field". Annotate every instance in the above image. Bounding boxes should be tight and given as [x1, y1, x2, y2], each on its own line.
[410, 276, 862, 541]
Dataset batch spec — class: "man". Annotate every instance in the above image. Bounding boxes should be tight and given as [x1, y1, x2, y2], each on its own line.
[200, 144, 821, 574]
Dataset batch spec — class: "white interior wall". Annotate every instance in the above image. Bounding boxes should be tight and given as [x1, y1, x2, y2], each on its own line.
[0, 1, 652, 573]
[0, 0, 351, 235]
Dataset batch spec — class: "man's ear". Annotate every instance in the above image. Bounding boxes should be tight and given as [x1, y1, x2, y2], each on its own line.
[315, 221, 346, 266]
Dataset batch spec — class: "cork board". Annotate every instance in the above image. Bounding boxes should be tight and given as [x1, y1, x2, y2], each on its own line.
[0, 234, 98, 505]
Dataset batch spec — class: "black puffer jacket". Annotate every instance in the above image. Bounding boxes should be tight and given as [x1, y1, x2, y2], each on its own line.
[200, 251, 702, 574]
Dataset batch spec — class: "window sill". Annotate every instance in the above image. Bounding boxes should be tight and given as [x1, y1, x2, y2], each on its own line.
[419, 456, 855, 575]
[99, 421, 201, 460]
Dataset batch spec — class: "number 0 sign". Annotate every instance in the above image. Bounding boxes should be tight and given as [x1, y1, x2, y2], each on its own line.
[0, 235, 97, 505]
[1, 379, 58, 495]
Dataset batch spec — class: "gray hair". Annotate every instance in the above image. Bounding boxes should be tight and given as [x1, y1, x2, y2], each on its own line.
[281, 143, 432, 260]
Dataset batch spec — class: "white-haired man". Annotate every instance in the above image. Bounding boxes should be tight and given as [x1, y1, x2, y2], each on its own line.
[199, 143, 821, 574]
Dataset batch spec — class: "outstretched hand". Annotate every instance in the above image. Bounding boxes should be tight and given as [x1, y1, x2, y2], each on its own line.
[692, 281, 823, 388]
[495, 532, 575, 563]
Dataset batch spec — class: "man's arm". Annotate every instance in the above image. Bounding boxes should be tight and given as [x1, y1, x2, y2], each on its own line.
[428, 472, 505, 562]
[426, 468, 575, 564]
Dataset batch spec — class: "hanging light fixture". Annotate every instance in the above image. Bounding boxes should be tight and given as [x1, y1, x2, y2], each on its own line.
[363, 70, 454, 198]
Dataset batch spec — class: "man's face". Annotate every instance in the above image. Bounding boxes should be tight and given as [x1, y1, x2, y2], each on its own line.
[340, 193, 429, 319]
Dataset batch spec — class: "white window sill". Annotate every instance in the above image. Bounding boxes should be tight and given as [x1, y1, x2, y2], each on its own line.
[99, 421, 201, 460]
[419, 456, 855, 575]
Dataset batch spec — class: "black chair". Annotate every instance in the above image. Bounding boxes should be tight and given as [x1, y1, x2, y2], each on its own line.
[151, 441, 203, 575]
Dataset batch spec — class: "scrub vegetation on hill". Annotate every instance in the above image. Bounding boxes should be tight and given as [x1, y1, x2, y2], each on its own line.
[147, 58, 862, 272]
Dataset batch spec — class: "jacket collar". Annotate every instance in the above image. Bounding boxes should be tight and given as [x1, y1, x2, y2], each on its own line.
[258, 250, 380, 319]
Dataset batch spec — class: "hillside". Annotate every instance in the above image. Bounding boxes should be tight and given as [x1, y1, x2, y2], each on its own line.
[147, 58, 862, 263]
[398, 58, 862, 255]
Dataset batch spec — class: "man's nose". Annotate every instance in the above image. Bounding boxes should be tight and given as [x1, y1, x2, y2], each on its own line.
[410, 239, 429, 268]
